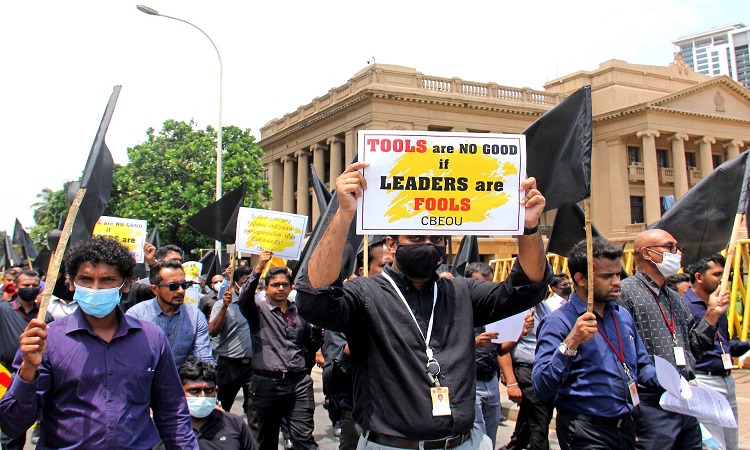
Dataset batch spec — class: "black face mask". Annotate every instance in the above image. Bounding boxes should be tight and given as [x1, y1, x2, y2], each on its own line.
[17, 287, 40, 302]
[561, 286, 572, 297]
[395, 244, 446, 279]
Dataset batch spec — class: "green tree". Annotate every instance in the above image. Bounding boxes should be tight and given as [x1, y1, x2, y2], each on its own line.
[30, 185, 71, 249]
[112, 120, 271, 256]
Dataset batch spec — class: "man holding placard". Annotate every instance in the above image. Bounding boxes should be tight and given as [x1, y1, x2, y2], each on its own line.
[296, 161, 550, 449]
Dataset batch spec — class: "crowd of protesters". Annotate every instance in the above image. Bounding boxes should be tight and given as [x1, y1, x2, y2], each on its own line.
[0, 165, 745, 450]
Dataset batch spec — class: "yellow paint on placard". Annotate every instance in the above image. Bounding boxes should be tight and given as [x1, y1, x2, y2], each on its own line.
[183, 263, 200, 280]
[244, 216, 301, 252]
[93, 221, 142, 251]
[383, 143, 515, 224]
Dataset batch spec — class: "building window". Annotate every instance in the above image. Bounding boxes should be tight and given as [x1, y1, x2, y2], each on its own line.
[685, 152, 697, 169]
[263, 169, 269, 181]
[628, 146, 641, 165]
[630, 197, 644, 224]
[712, 154, 723, 169]
[656, 149, 669, 168]
[428, 125, 453, 132]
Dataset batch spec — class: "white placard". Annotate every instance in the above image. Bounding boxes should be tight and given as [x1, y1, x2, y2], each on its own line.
[93, 216, 147, 263]
[234, 208, 308, 260]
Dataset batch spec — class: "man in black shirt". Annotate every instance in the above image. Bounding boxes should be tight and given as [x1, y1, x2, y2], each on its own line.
[296, 163, 550, 449]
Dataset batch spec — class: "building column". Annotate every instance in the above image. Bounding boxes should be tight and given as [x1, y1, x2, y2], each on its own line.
[295, 150, 310, 219]
[345, 130, 357, 164]
[605, 138, 630, 234]
[310, 143, 327, 226]
[724, 139, 745, 159]
[328, 136, 344, 186]
[281, 155, 295, 213]
[267, 160, 283, 211]
[637, 129, 661, 224]
[668, 132, 689, 199]
[695, 136, 716, 177]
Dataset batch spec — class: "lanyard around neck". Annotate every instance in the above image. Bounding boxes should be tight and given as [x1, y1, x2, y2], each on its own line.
[381, 272, 438, 358]
[596, 310, 632, 380]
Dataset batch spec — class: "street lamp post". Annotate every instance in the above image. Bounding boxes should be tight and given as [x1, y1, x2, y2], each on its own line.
[137, 5, 223, 257]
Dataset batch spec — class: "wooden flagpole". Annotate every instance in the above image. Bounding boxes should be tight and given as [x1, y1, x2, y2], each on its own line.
[362, 235, 369, 278]
[584, 199, 594, 312]
[37, 188, 87, 320]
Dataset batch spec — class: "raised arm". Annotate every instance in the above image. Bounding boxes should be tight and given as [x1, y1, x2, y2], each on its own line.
[515, 177, 547, 283]
[307, 162, 369, 288]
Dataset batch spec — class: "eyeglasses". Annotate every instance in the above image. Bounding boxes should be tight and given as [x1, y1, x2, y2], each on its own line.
[155, 281, 194, 291]
[646, 244, 684, 254]
[185, 387, 216, 396]
[268, 282, 291, 289]
[555, 282, 571, 288]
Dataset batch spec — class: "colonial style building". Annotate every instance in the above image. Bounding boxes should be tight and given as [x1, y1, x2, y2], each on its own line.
[258, 56, 750, 260]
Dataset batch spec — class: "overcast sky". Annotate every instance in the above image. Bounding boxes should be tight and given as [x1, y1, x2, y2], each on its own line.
[2, 0, 748, 238]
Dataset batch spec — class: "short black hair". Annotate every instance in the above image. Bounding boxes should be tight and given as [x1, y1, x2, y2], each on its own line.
[64, 237, 135, 281]
[685, 254, 726, 284]
[154, 244, 184, 262]
[233, 266, 252, 283]
[464, 262, 493, 280]
[264, 266, 291, 284]
[14, 270, 40, 284]
[150, 259, 185, 284]
[665, 273, 691, 292]
[178, 360, 217, 385]
[568, 237, 623, 280]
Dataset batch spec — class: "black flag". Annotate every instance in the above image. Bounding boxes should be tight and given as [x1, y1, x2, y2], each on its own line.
[186, 182, 247, 244]
[1, 234, 22, 269]
[546, 203, 602, 257]
[13, 219, 39, 260]
[310, 164, 332, 215]
[148, 227, 162, 250]
[650, 151, 750, 267]
[451, 235, 480, 277]
[524, 86, 592, 211]
[69, 86, 119, 246]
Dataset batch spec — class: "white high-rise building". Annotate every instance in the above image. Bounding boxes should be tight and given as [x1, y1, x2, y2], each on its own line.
[673, 23, 750, 89]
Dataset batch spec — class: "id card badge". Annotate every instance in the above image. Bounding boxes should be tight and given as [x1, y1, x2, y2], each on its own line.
[430, 387, 452, 417]
[722, 353, 734, 370]
[628, 381, 640, 407]
[673, 346, 687, 366]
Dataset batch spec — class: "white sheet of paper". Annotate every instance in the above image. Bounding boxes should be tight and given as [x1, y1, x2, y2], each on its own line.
[660, 387, 738, 428]
[739, 348, 750, 364]
[655, 355, 691, 398]
[485, 310, 527, 343]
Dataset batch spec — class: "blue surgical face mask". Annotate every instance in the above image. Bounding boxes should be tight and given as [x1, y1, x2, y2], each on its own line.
[73, 282, 125, 318]
[186, 396, 217, 418]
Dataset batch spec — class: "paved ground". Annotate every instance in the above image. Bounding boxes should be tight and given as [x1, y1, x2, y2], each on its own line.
[19, 366, 750, 449]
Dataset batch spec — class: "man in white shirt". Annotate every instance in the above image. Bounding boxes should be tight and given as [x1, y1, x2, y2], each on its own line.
[544, 273, 571, 311]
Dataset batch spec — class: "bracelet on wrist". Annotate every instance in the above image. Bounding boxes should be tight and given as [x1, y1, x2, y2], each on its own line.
[506, 382, 518, 387]
[522, 224, 539, 235]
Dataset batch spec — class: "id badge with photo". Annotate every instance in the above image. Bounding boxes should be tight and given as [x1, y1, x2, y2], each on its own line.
[430, 386, 452, 417]
[628, 381, 640, 407]
[673, 346, 687, 366]
[722, 353, 734, 370]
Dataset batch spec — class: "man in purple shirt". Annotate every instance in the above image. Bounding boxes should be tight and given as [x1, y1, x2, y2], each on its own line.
[0, 238, 198, 450]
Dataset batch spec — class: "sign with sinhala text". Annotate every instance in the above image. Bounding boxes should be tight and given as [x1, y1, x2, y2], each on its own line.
[356, 130, 525, 235]
[235, 208, 308, 260]
[93, 216, 147, 263]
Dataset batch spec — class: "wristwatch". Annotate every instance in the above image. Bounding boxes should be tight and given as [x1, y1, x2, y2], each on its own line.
[558, 342, 577, 357]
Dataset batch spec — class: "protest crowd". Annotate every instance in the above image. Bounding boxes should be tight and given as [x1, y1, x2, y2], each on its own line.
[0, 86, 748, 450]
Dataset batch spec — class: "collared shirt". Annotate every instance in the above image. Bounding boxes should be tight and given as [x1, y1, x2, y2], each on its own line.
[545, 293, 568, 311]
[210, 299, 253, 359]
[126, 298, 214, 368]
[47, 296, 78, 321]
[0, 307, 198, 449]
[510, 300, 550, 365]
[238, 272, 321, 373]
[474, 326, 499, 379]
[154, 409, 257, 450]
[295, 261, 551, 440]
[533, 293, 660, 418]
[683, 287, 750, 373]
[0, 300, 52, 370]
[618, 271, 717, 386]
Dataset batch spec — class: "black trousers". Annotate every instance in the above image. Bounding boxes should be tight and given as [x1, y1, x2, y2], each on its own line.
[634, 400, 701, 450]
[503, 364, 554, 450]
[556, 412, 636, 450]
[216, 356, 257, 431]
[250, 373, 318, 450]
